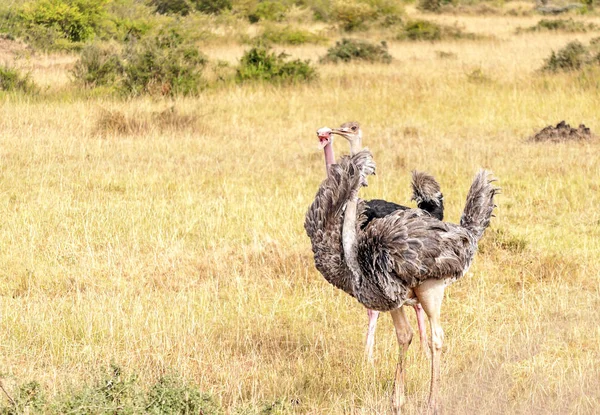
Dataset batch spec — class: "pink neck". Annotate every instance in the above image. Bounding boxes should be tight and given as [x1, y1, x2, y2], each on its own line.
[324, 141, 335, 177]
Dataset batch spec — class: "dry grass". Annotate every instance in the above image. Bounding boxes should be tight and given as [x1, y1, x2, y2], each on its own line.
[1, 10, 600, 414]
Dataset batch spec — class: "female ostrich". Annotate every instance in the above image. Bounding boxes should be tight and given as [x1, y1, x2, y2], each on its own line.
[305, 131, 498, 414]
[318, 122, 444, 360]
[333, 121, 444, 361]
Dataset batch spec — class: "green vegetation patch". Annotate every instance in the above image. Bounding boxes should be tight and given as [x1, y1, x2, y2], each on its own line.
[331, 0, 403, 32]
[398, 19, 479, 41]
[236, 46, 317, 84]
[73, 29, 208, 96]
[255, 24, 327, 45]
[0, 65, 38, 94]
[0, 366, 222, 415]
[518, 18, 598, 34]
[151, 0, 232, 16]
[320, 38, 392, 63]
[542, 40, 600, 72]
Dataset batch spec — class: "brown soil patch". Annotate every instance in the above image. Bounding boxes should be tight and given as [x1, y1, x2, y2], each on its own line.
[528, 120, 594, 143]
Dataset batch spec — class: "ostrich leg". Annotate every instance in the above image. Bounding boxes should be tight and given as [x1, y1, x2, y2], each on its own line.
[389, 306, 413, 414]
[414, 279, 446, 415]
[365, 309, 379, 362]
[414, 304, 430, 358]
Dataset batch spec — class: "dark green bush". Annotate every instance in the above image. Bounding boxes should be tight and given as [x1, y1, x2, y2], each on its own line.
[0, 65, 38, 94]
[236, 46, 317, 84]
[542, 40, 597, 72]
[401, 19, 441, 40]
[19, 0, 109, 42]
[256, 24, 327, 45]
[73, 30, 208, 96]
[320, 38, 392, 63]
[520, 18, 596, 33]
[122, 31, 208, 96]
[194, 0, 232, 14]
[72, 43, 122, 87]
[332, 0, 377, 31]
[150, 0, 193, 15]
[248, 1, 288, 23]
[398, 19, 478, 41]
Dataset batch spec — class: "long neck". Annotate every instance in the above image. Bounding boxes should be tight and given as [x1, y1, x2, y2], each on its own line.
[343, 138, 365, 291]
[349, 138, 362, 155]
[343, 188, 362, 291]
[324, 141, 335, 177]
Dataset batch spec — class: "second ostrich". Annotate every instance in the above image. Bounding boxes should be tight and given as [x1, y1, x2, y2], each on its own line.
[305, 132, 498, 414]
[320, 122, 445, 360]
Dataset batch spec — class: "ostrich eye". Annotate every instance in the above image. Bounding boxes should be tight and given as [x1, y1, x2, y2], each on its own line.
[351, 126, 357, 131]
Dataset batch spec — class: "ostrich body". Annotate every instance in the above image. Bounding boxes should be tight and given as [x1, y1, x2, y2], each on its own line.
[333, 121, 444, 361]
[305, 136, 498, 414]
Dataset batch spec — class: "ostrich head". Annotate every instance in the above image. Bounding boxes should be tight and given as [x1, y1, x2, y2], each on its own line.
[332, 121, 362, 154]
[317, 127, 335, 176]
[317, 126, 333, 149]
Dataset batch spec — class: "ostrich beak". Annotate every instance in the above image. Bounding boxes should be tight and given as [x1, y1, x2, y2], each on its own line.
[317, 127, 333, 149]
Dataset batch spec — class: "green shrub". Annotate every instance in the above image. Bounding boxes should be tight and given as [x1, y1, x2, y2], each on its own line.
[150, 0, 193, 15]
[236, 46, 317, 84]
[398, 19, 478, 41]
[72, 42, 122, 87]
[146, 376, 223, 415]
[248, 1, 288, 22]
[542, 40, 597, 72]
[320, 38, 392, 63]
[0, 65, 38, 94]
[256, 24, 327, 45]
[122, 30, 208, 96]
[73, 30, 208, 96]
[332, 0, 376, 31]
[0, 381, 46, 414]
[401, 19, 441, 40]
[194, 0, 232, 14]
[19, 0, 109, 42]
[520, 18, 596, 33]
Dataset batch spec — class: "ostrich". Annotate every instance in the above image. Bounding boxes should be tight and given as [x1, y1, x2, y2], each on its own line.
[305, 130, 498, 414]
[333, 121, 444, 361]
[318, 122, 445, 360]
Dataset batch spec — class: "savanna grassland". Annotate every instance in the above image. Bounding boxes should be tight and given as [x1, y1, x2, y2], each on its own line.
[1, 0, 600, 413]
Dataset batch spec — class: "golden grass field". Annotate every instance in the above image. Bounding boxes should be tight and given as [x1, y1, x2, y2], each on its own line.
[1, 8, 600, 414]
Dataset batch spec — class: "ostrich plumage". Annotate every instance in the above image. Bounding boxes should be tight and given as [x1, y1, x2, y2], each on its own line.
[305, 143, 499, 414]
[331, 121, 445, 360]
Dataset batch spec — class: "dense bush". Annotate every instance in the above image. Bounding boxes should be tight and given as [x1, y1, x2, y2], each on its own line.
[72, 42, 122, 87]
[194, 0, 232, 14]
[401, 19, 441, 40]
[19, 0, 109, 42]
[519, 18, 597, 33]
[332, 0, 377, 31]
[542, 40, 599, 72]
[236, 46, 317, 83]
[122, 30, 208, 95]
[248, 1, 288, 23]
[150, 0, 193, 15]
[0, 65, 38, 94]
[398, 19, 478, 41]
[320, 38, 392, 63]
[256, 24, 326, 45]
[73, 30, 208, 96]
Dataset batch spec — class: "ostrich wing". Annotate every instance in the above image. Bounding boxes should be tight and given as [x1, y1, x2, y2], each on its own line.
[353, 209, 475, 311]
